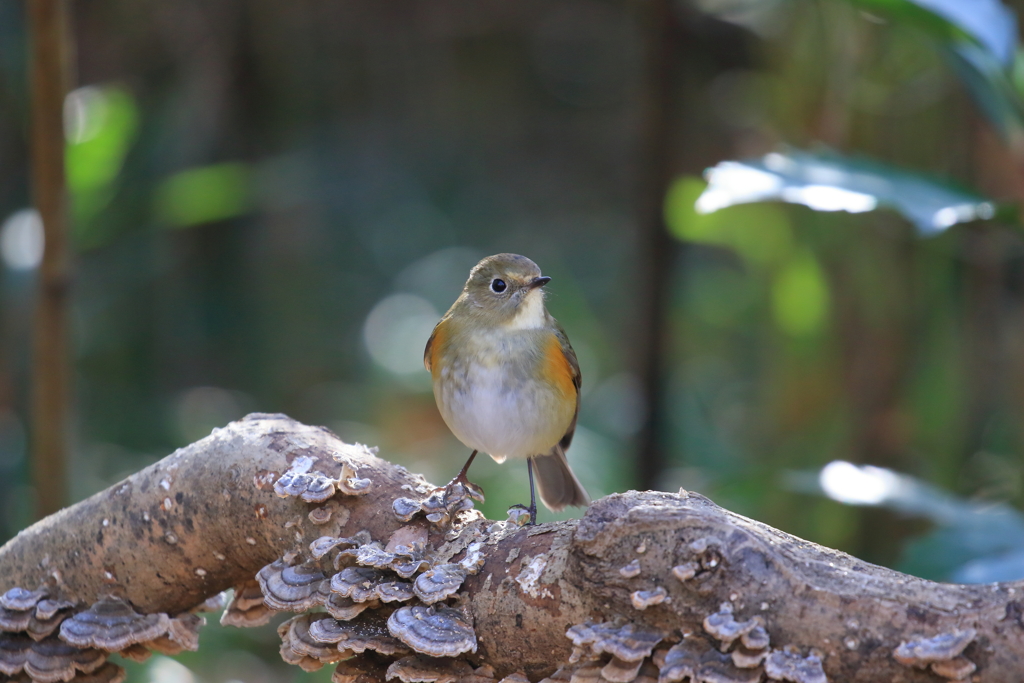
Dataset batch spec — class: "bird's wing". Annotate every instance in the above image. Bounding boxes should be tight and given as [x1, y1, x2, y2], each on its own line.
[423, 318, 447, 373]
[552, 320, 581, 451]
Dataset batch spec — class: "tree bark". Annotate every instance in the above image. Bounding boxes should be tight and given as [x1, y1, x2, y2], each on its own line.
[0, 414, 1018, 682]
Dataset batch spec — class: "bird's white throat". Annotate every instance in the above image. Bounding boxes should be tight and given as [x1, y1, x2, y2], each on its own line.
[505, 289, 547, 330]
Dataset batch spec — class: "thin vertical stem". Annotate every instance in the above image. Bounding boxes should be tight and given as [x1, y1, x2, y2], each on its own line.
[632, 0, 678, 490]
[28, 0, 72, 518]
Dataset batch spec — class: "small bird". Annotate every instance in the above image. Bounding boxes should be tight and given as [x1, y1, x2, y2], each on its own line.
[424, 253, 590, 522]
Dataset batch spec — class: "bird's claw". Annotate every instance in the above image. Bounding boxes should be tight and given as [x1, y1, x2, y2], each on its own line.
[441, 477, 485, 509]
[507, 503, 536, 527]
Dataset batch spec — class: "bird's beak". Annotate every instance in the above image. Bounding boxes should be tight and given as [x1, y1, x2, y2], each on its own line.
[529, 276, 552, 290]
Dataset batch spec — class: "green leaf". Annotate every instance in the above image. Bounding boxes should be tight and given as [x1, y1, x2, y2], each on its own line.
[790, 460, 1024, 582]
[65, 85, 139, 226]
[944, 41, 1024, 142]
[853, 0, 1017, 66]
[665, 176, 794, 266]
[695, 148, 999, 236]
[850, 0, 1024, 140]
[772, 250, 830, 337]
[154, 163, 253, 228]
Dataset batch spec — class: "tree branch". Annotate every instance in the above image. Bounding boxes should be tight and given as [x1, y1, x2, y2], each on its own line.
[0, 414, 1017, 682]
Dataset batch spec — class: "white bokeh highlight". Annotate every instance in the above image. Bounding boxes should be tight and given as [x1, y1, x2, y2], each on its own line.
[363, 294, 440, 375]
[0, 209, 44, 271]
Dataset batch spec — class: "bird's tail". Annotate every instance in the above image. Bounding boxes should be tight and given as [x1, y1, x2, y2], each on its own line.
[531, 446, 591, 511]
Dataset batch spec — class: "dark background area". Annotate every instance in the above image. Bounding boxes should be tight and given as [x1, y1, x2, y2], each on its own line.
[2, 0, 1024, 680]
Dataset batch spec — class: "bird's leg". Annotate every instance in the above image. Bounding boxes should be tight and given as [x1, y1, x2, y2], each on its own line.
[507, 458, 538, 526]
[454, 450, 478, 484]
[527, 457, 538, 524]
[442, 450, 485, 505]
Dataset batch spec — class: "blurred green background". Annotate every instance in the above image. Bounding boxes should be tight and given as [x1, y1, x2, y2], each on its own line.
[3, 0, 1024, 680]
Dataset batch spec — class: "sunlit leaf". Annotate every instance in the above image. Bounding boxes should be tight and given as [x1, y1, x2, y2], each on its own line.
[789, 460, 1024, 582]
[665, 175, 794, 266]
[65, 85, 139, 226]
[944, 41, 1024, 142]
[154, 163, 253, 228]
[854, 0, 1017, 66]
[850, 0, 1023, 140]
[697, 149, 999, 236]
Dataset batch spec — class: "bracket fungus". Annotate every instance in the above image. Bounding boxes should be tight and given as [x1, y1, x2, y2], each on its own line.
[629, 587, 667, 611]
[58, 598, 171, 652]
[309, 502, 340, 525]
[336, 461, 373, 496]
[892, 628, 976, 666]
[31, 602, 74, 627]
[619, 560, 641, 579]
[24, 615, 65, 643]
[702, 604, 764, 653]
[273, 455, 339, 503]
[220, 581, 274, 628]
[310, 536, 362, 562]
[413, 565, 467, 604]
[308, 612, 409, 656]
[331, 568, 392, 603]
[0, 633, 32, 675]
[392, 555, 433, 580]
[257, 560, 327, 612]
[0, 609, 32, 634]
[929, 657, 977, 681]
[392, 481, 482, 528]
[763, 650, 827, 683]
[566, 622, 665, 665]
[655, 637, 764, 683]
[671, 563, 698, 583]
[600, 656, 646, 683]
[384, 654, 487, 683]
[22, 637, 106, 683]
[392, 498, 424, 523]
[145, 614, 204, 656]
[386, 605, 477, 658]
[376, 582, 416, 604]
[279, 615, 348, 671]
[0, 591, 47, 614]
[352, 544, 400, 570]
[893, 628, 977, 681]
[323, 594, 377, 622]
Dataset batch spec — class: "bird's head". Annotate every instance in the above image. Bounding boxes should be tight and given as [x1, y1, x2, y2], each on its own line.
[459, 253, 551, 328]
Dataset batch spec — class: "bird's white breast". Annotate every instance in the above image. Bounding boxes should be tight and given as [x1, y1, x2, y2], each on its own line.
[434, 326, 573, 462]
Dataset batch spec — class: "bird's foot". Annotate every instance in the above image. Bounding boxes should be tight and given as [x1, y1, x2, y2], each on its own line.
[506, 503, 536, 527]
[441, 473, 485, 509]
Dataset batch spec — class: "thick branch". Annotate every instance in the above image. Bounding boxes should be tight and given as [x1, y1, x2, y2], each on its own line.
[0, 414, 1020, 682]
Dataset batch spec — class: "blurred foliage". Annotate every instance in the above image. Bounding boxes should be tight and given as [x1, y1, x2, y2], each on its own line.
[154, 163, 253, 229]
[1, 0, 1024, 680]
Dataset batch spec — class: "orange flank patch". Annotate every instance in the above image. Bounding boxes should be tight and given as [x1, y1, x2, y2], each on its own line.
[426, 320, 447, 376]
[542, 334, 576, 399]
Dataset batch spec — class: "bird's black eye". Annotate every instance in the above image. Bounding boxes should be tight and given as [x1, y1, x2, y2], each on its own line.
[490, 279, 507, 293]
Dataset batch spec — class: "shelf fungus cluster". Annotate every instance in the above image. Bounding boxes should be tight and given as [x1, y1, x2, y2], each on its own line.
[893, 628, 977, 681]
[251, 510, 497, 682]
[272, 451, 373, 506]
[554, 598, 828, 683]
[0, 589, 205, 683]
